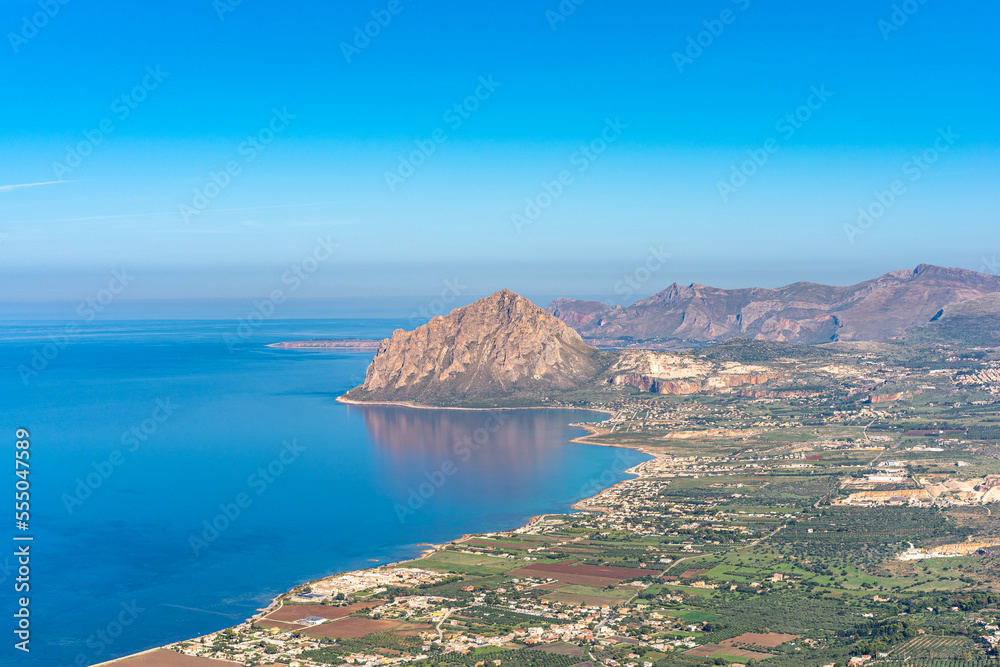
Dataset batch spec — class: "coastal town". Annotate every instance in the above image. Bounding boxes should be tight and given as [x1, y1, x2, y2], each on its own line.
[102, 337, 1000, 667]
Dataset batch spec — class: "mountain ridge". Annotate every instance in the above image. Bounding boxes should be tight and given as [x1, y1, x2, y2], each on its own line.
[547, 264, 1000, 347]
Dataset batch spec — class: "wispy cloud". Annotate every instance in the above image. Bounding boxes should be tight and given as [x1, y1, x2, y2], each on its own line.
[6, 201, 341, 224]
[0, 180, 71, 193]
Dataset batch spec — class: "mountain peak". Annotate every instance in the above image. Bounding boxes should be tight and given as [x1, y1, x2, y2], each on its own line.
[484, 288, 521, 301]
[343, 291, 607, 406]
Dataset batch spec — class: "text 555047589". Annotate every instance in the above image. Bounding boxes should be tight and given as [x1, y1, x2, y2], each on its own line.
[15, 428, 30, 531]
[14, 427, 32, 653]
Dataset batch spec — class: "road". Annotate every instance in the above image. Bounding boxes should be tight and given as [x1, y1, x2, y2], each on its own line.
[662, 553, 707, 576]
[435, 608, 452, 641]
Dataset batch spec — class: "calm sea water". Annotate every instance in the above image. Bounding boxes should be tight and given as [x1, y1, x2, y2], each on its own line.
[0, 319, 646, 667]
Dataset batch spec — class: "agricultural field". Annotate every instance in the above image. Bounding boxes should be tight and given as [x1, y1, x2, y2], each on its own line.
[401, 550, 530, 575]
[306, 618, 402, 639]
[892, 635, 979, 661]
[165, 339, 1000, 666]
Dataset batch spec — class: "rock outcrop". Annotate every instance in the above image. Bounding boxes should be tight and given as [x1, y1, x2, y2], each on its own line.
[341, 290, 609, 406]
[605, 349, 781, 396]
[609, 374, 703, 395]
[868, 392, 906, 404]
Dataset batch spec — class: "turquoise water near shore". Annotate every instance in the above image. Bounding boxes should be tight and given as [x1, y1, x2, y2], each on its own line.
[0, 319, 647, 667]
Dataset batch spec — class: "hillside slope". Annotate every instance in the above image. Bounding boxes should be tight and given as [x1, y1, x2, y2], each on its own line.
[904, 293, 1000, 347]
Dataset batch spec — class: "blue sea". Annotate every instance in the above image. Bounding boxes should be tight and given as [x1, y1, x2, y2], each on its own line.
[0, 318, 647, 667]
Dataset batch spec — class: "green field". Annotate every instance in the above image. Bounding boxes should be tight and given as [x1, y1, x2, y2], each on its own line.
[403, 550, 528, 575]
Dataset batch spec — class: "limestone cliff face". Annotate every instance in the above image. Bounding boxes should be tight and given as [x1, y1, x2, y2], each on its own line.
[608, 374, 702, 395]
[868, 392, 906, 404]
[342, 290, 607, 406]
[605, 349, 781, 396]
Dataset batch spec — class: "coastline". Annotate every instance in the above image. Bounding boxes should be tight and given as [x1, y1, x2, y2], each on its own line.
[335, 393, 615, 418]
[246, 428, 651, 619]
[267, 339, 382, 350]
[98, 404, 649, 666]
[566, 419, 654, 452]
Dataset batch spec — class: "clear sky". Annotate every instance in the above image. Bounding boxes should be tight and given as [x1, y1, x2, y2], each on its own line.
[1, 0, 997, 304]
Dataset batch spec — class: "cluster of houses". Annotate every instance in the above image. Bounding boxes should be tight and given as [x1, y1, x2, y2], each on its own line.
[977, 617, 1000, 650]
[306, 567, 452, 599]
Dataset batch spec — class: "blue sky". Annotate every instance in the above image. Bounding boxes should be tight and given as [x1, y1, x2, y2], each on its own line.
[1, 0, 997, 303]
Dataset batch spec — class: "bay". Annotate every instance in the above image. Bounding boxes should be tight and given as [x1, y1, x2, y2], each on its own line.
[0, 319, 646, 667]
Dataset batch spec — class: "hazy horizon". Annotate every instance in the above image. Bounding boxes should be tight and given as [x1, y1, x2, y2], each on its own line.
[2, 0, 997, 303]
[0, 260, 990, 314]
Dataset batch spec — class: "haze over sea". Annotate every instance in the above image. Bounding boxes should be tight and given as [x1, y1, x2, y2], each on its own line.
[0, 318, 646, 667]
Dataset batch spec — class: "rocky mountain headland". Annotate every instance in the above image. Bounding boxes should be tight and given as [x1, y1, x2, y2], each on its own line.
[340, 289, 612, 407]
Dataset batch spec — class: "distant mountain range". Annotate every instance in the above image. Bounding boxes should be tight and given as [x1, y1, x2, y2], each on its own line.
[547, 264, 1000, 347]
